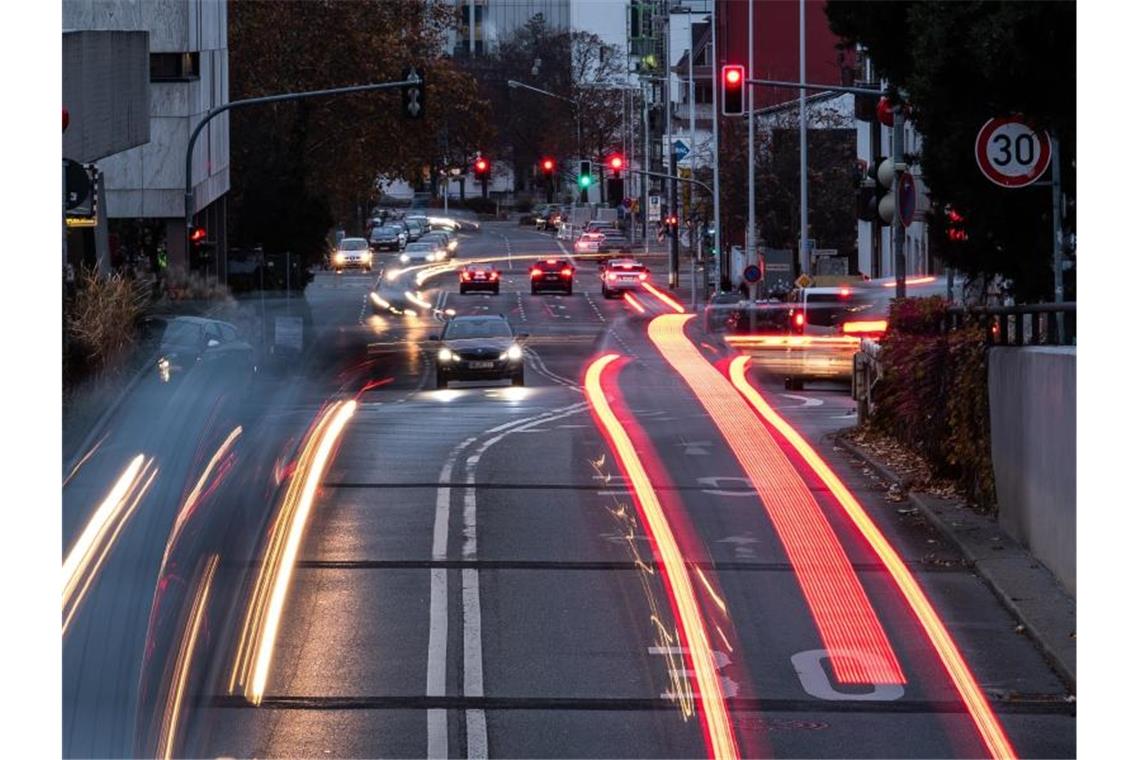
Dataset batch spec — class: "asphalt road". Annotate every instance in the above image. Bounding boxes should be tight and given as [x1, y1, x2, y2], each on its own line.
[62, 221, 1075, 759]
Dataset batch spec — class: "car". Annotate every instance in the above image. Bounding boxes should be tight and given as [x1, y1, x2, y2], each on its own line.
[574, 231, 604, 254]
[584, 220, 617, 234]
[431, 314, 527, 388]
[399, 241, 446, 265]
[155, 316, 255, 386]
[779, 283, 883, 389]
[332, 237, 374, 272]
[404, 219, 426, 242]
[598, 228, 631, 253]
[530, 258, 575, 295]
[369, 224, 407, 251]
[459, 264, 501, 294]
[420, 230, 458, 259]
[600, 258, 649, 298]
[537, 207, 563, 231]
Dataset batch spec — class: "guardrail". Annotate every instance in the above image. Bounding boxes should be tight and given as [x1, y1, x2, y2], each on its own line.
[945, 302, 1076, 346]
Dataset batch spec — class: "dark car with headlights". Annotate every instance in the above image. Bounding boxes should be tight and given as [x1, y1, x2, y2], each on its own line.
[369, 224, 406, 252]
[431, 315, 527, 388]
[155, 316, 255, 386]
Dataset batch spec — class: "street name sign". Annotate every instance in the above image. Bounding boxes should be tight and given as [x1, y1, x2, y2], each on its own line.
[975, 116, 1052, 188]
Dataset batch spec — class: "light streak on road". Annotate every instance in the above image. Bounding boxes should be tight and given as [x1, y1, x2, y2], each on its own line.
[160, 427, 242, 571]
[881, 275, 937, 288]
[841, 320, 889, 335]
[63, 433, 107, 487]
[727, 356, 1017, 760]
[405, 290, 434, 310]
[156, 554, 218, 760]
[585, 354, 739, 760]
[229, 400, 357, 703]
[692, 564, 728, 615]
[62, 454, 158, 635]
[623, 292, 647, 314]
[724, 335, 860, 349]
[649, 315, 904, 686]
[370, 292, 391, 309]
[642, 282, 686, 313]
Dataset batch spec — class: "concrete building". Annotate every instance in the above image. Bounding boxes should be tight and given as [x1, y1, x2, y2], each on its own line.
[62, 0, 230, 276]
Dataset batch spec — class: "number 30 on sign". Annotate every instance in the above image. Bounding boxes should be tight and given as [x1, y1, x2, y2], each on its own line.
[975, 116, 1052, 188]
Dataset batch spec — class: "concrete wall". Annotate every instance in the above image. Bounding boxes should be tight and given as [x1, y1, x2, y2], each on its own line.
[62, 30, 150, 163]
[988, 346, 1076, 594]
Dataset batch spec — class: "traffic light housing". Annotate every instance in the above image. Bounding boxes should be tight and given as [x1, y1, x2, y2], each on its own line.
[721, 65, 745, 116]
[578, 160, 592, 189]
[946, 206, 968, 242]
[401, 66, 425, 120]
[860, 157, 894, 225]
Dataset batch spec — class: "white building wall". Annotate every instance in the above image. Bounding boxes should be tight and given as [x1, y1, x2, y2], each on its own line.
[63, 0, 230, 220]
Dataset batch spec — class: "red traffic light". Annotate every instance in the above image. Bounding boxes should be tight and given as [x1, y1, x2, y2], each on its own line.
[189, 226, 207, 243]
[474, 157, 489, 174]
[608, 154, 624, 171]
[721, 65, 745, 115]
[876, 97, 895, 127]
[541, 158, 555, 173]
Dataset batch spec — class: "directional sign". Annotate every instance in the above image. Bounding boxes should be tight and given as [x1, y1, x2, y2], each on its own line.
[672, 139, 690, 161]
[897, 171, 917, 227]
[975, 116, 1051, 188]
[743, 264, 762, 284]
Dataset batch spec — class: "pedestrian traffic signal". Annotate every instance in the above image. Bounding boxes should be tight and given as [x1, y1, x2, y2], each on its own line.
[541, 157, 555, 176]
[578, 160, 593, 189]
[946, 206, 968, 242]
[721, 64, 745, 116]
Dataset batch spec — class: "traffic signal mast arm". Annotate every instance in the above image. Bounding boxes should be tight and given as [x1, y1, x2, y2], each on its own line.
[184, 75, 420, 239]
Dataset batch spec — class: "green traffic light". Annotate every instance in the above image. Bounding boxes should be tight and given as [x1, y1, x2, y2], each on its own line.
[578, 175, 592, 188]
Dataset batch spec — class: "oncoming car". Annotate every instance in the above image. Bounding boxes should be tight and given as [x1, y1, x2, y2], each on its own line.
[420, 230, 458, 259]
[574, 232, 603, 254]
[400, 241, 446, 265]
[369, 224, 406, 252]
[459, 264, 501, 294]
[431, 315, 527, 388]
[332, 238, 373, 272]
[600, 258, 649, 298]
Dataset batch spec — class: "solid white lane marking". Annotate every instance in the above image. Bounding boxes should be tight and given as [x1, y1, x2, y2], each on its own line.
[780, 393, 824, 407]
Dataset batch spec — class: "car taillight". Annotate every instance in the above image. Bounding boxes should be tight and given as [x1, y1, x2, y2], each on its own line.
[490, 271, 499, 280]
[561, 268, 573, 277]
[461, 272, 472, 281]
[531, 269, 542, 278]
[606, 272, 617, 281]
[638, 272, 648, 281]
[841, 320, 888, 336]
[793, 312, 805, 332]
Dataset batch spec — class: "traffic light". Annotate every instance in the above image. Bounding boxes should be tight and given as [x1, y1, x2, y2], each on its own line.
[402, 66, 425, 120]
[578, 160, 592, 189]
[863, 157, 894, 225]
[721, 64, 745, 116]
[474, 156, 489, 177]
[946, 206, 968, 242]
[607, 154, 624, 175]
[663, 214, 679, 237]
[189, 226, 207, 246]
[540, 157, 555, 176]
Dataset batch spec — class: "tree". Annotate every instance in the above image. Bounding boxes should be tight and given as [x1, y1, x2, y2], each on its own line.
[826, 1, 1076, 301]
[228, 0, 495, 258]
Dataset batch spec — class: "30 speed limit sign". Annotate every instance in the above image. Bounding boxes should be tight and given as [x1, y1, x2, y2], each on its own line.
[975, 116, 1052, 188]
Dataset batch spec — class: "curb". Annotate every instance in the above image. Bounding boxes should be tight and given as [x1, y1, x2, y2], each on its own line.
[833, 434, 1077, 692]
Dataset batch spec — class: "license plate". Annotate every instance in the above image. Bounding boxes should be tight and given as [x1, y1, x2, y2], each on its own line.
[545, 274, 560, 280]
[469, 361, 494, 369]
[474, 274, 485, 279]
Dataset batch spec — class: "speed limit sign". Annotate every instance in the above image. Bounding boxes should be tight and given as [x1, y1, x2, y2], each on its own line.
[975, 116, 1052, 188]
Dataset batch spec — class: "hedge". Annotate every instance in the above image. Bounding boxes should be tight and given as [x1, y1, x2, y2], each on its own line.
[870, 296, 997, 509]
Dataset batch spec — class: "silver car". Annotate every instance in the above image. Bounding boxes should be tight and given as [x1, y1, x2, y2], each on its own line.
[399, 241, 446, 265]
[332, 238, 374, 272]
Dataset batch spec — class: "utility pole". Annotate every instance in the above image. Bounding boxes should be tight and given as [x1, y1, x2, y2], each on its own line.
[665, 12, 678, 288]
[1051, 133, 1065, 342]
[710, 0, 722, 291]
[688, 14, 697, 307]
[747, 0, 756, 276]
[892, 105, 906, 299]
[643, 83, 651, 255]
[799, 0, 809, 278]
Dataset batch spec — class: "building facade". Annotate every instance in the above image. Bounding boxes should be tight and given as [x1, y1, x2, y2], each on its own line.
[62, 0, 230, 275]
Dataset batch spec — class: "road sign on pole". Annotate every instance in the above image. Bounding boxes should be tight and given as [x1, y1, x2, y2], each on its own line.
[897, 171, 916, 227]
[975, 116, 1052, 188]
[743, 264, 762, 284]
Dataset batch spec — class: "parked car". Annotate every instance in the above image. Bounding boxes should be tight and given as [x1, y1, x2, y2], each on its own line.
[154, 316, 255, 387]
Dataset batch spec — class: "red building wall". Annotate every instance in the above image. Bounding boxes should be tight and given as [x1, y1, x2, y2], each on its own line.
[717, 0, 853, 110]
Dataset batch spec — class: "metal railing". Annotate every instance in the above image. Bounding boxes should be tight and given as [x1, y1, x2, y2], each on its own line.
[945, 302, 1076, 346]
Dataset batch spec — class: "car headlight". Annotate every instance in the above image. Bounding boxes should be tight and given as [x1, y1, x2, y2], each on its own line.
[448, 241, 458, 251]
[363, 251, 372, 260]
[503, 344, 523, 361]
[400, 254, 410, 263]
[438, 348, 454, 362]
[334, 252, 346, 263]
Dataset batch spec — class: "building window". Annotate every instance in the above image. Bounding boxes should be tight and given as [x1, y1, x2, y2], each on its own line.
[150, 52, 200, 82]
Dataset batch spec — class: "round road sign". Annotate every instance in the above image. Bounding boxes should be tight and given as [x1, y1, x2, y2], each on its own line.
[975, 116, 1052, 188]
[743, 264, 762, 284]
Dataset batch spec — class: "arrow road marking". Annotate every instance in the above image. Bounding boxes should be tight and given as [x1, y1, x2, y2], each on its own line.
[780, 394, 823, 407]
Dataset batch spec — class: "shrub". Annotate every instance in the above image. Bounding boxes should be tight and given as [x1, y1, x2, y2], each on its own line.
[65, 269, 150, 378]
[870, 296, 996, 509]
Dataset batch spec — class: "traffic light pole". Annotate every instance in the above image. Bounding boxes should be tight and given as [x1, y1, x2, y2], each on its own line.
[184, 77, 418, 246]
[892, 108, 907, 299]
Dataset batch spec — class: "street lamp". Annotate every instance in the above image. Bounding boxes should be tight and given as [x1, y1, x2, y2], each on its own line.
[508, 79, 583, 201]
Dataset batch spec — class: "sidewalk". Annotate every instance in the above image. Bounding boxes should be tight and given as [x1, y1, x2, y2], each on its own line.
[833, 433, 1077, 691]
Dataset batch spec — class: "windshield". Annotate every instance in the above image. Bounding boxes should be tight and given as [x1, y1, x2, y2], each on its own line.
[443, 319, 513, 339]
[61, 7, 1076, 760]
